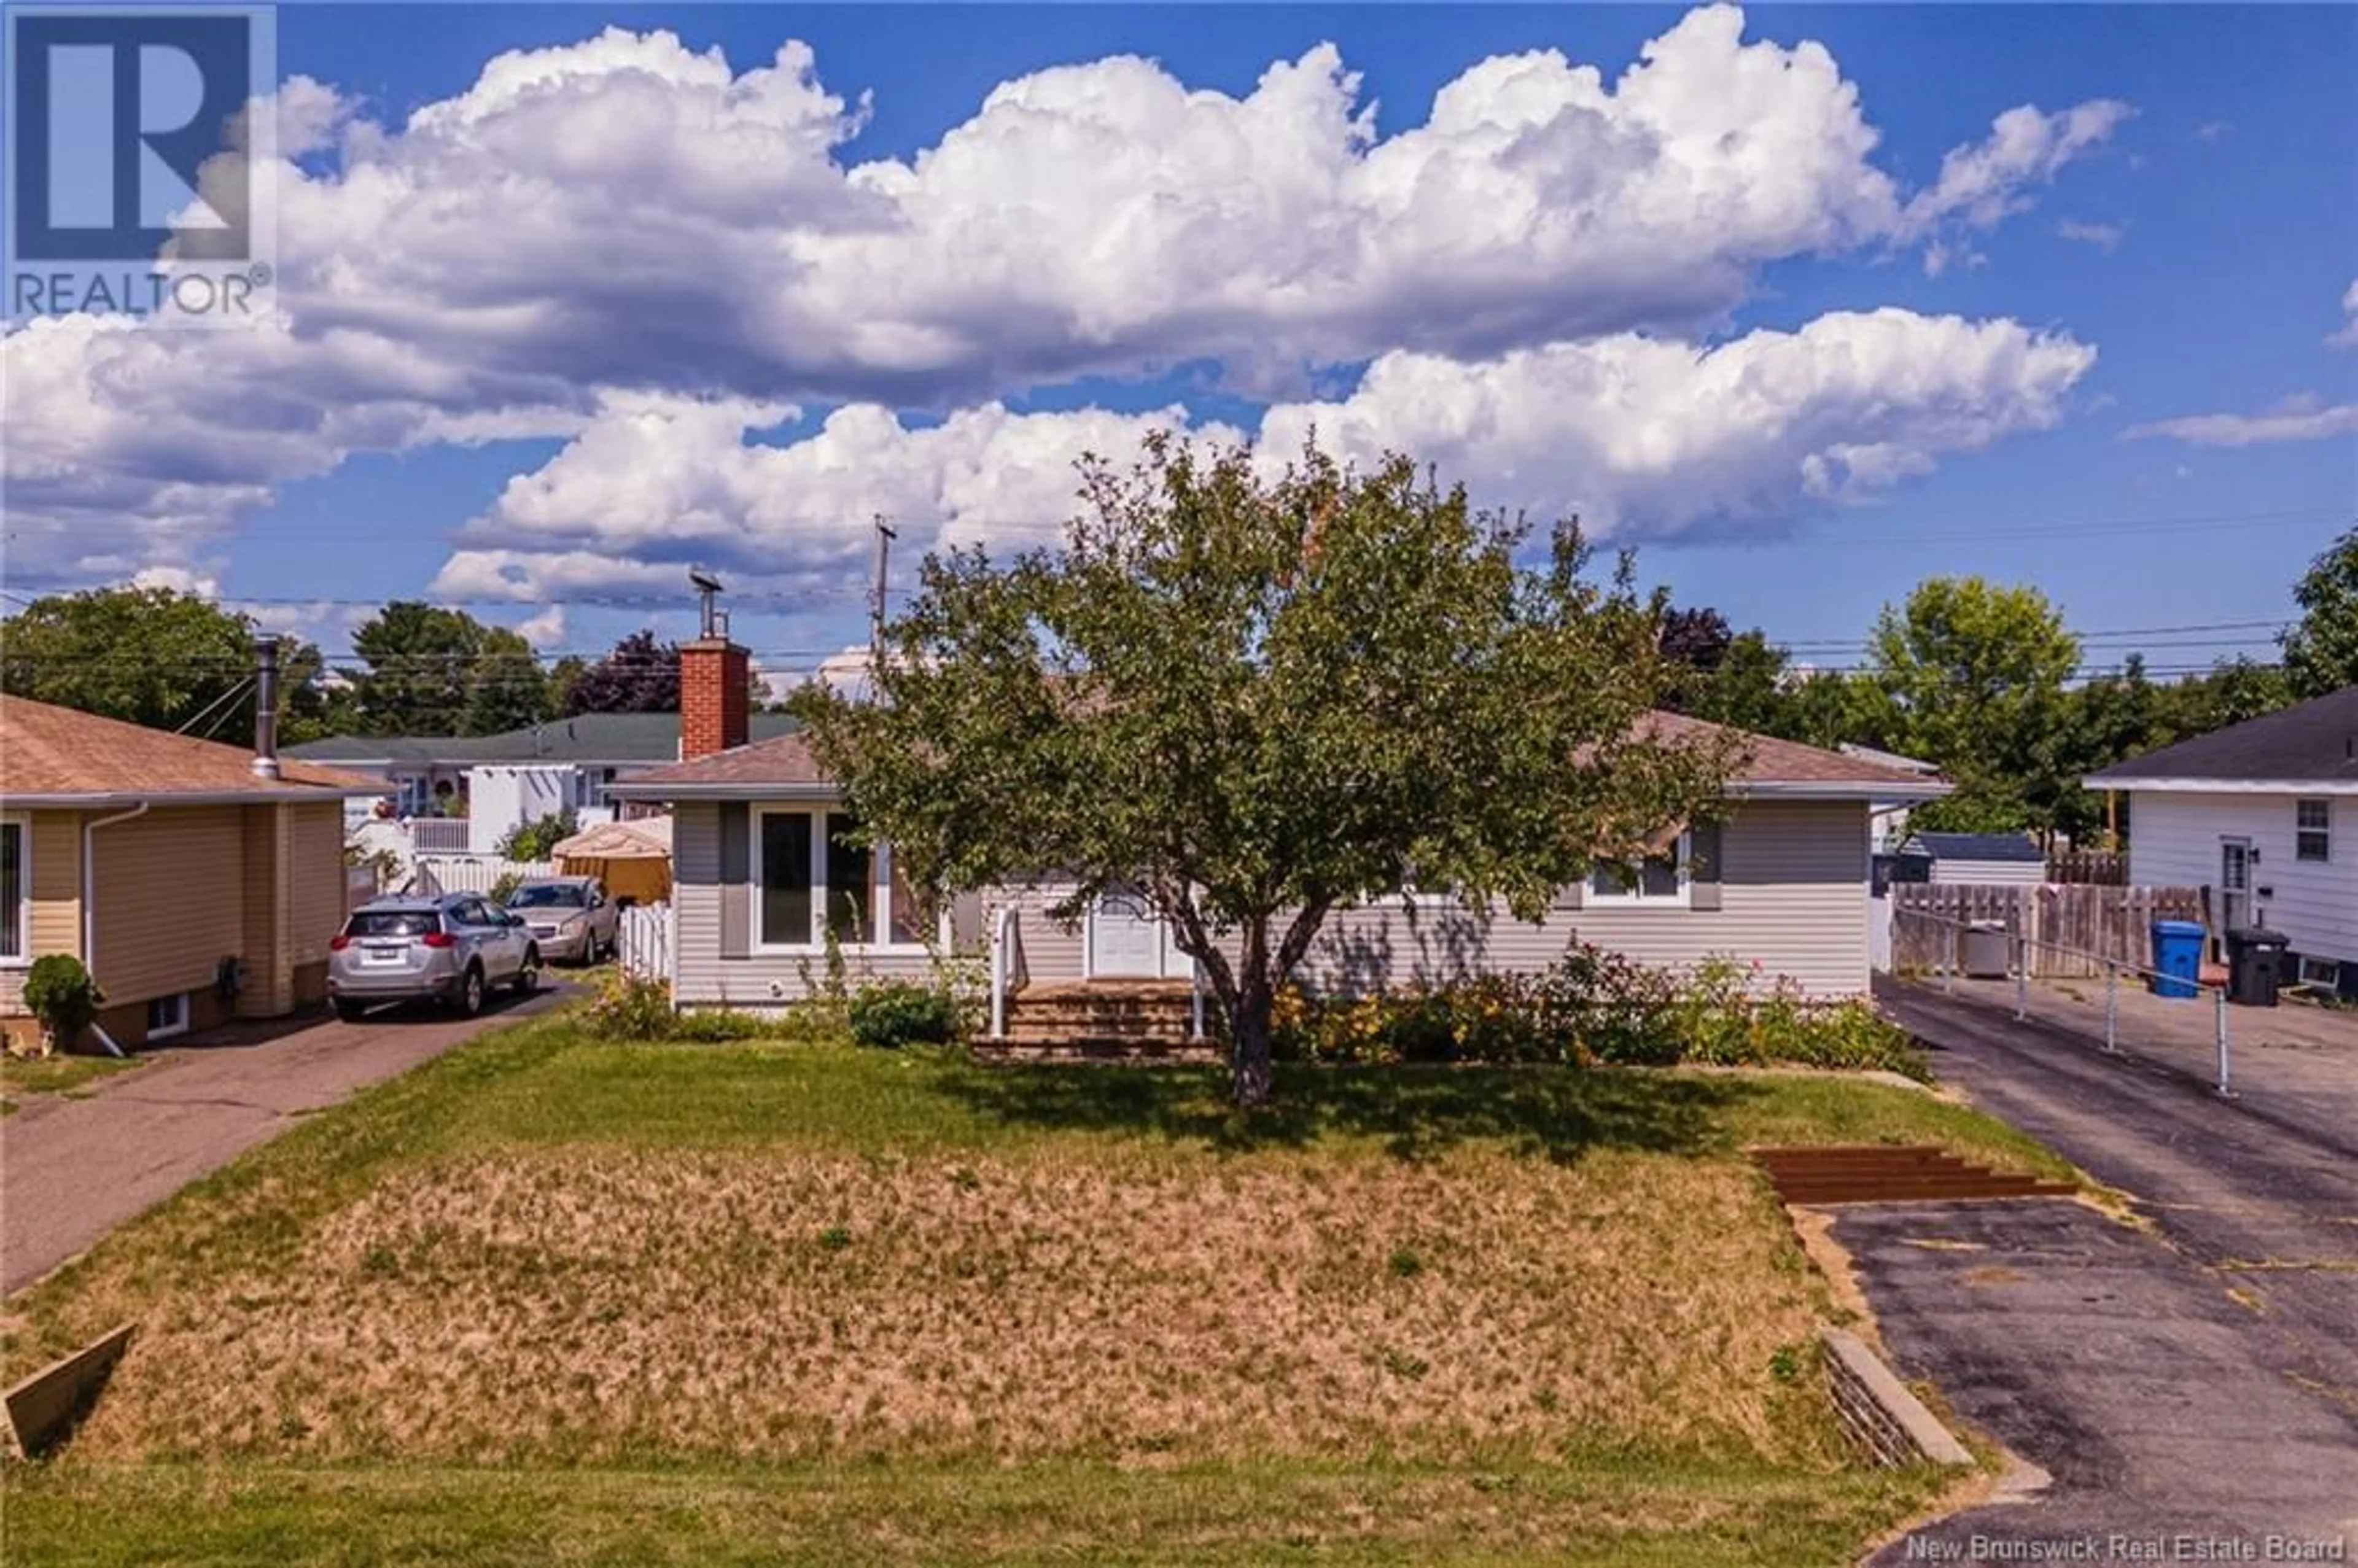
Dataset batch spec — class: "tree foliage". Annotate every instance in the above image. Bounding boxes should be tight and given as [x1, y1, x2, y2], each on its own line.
[562, 630, 681, 715]
[1863, 577, 2080, 838]
[348, 602, 551, 736]
[792, 439, 1738, 1105]
[0, 586, 339, 743]
[2280, 524, 2358, 700]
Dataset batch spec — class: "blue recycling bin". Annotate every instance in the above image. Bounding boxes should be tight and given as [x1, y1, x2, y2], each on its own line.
[2149, 920, 2206, 999]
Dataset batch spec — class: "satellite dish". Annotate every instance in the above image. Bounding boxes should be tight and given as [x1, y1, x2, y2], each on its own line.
[689, 568, 725, 594]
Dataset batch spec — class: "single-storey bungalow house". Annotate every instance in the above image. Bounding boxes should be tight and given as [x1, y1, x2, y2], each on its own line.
[1894, 831, 2049, 886]
[2085, 683, 2358, 995]
[1, 695, 383, 1050]
[287, 712, 803, 849]
[609, 636, 1953, 1022]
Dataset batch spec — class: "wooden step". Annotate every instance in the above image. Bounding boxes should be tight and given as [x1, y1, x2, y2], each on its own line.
[1752, 1145, 2077, 1205]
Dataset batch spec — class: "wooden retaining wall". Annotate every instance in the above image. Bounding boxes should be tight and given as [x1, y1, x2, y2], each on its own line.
[1890, 883, 2206, 978]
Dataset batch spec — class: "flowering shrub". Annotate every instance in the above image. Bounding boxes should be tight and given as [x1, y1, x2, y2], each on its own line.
[1270, 943, 1924, 1077]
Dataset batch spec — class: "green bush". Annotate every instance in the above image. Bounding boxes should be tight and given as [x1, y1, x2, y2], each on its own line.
[671, 1009, 770, 1043]
[580, 971, 680, 1041]
[846, 980, 963, 1050]
[488, 871, 524, 907]
[1269, 942, 1924, 1078]
[21, 954, 105, 1054]
[498, 810, 578, 863]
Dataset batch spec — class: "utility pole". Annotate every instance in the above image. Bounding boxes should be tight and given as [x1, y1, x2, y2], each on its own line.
[871, 515, 897, 672]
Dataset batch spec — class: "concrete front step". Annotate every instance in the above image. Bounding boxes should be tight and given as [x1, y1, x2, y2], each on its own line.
[995, 980, 1208, 1051]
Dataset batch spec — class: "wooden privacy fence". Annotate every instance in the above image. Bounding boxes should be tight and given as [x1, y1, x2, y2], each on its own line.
[618, 902, 673, 984]
[2045, 850, 2127, 885]
[1890, 883, 2205, 977]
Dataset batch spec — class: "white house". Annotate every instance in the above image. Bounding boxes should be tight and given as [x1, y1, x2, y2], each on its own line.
[609, 631, 1953, 1023]
[2085, 685, 2358, 996]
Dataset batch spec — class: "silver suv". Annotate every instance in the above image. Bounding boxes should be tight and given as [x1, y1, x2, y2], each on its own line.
[329, 893, 540, 1020]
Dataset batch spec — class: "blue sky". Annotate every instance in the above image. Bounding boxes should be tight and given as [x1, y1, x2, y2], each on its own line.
[7, 2, 2354, 685]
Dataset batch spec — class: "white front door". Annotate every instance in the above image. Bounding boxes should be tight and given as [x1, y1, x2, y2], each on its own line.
[1088, 888, 1169, 977]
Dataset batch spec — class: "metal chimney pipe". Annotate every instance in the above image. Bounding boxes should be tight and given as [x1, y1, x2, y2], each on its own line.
[251, 635, 282, 779]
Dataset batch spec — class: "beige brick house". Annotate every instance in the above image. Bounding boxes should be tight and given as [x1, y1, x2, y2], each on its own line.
[0, 696, 381, 1051]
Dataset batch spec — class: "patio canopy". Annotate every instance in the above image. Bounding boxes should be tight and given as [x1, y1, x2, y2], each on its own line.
[550, 816, 672, 860]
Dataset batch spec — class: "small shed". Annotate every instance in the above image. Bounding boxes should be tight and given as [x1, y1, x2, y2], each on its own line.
[1898, 831, 2047, 886]
[550, 815, 673, 906]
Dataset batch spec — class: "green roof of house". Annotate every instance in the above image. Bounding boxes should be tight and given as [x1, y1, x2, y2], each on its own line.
[285, 713, 801, 767]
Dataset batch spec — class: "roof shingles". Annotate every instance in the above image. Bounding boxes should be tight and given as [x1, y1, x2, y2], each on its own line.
[2087, 685, 2358, 786]
[613, 710, 1942, 797]
[0, 696, 381, 801]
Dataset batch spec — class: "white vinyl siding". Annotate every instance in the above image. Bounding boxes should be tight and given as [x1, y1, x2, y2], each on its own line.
[2124, 791, 2358, 967]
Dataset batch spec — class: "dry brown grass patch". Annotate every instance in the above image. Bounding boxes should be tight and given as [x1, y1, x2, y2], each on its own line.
[63, 1144, 1835, 1468]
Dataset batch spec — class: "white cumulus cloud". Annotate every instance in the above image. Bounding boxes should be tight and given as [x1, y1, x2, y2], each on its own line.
[5, 7, 2129, 591]
[435, 308, 2094, 601]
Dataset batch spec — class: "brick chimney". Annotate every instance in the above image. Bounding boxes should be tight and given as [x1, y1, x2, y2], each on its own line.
[680, 637, 750, 761]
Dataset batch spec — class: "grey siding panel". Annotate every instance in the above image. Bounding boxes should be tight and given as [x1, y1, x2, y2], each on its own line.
[982, 882, 1088, 985]
[1288, 801, 1869, 998]
[672, 798, 963, 1007]
[676, 801, 1872, 1004]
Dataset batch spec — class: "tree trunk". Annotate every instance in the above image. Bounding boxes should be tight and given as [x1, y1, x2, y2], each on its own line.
[1229, 977, 1275, 1106]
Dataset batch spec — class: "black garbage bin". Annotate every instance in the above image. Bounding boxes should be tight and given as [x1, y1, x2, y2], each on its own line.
[2225, 927, 2289, 1007]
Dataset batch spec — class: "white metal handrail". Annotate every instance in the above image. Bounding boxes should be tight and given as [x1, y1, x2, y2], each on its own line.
[989, 904, 1023, 1041]
[1893, 904, 2237, 1096]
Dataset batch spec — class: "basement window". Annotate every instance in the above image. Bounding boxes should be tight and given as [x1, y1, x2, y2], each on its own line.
[146, 993, 190, 1041]
[2295, 799, 2331, 863]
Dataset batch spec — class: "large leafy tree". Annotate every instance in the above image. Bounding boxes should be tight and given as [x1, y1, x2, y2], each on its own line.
[1654, 605, 1733, 713]
[1866, 577, 2080, 837]
[1683, 629, 1790, 735]
[0, 586, 337, 742]
[459, 627, 554, 735]
[346, 602, 548, 736]
[562, 630, 681, 715]
[793, 440, 1738, 1105]
[2280, 524, 2358, 699]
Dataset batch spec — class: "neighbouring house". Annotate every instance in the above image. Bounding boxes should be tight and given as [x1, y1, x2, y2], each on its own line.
[1895, 831, 2049, 887]
[608, 633, 1952, 1019]
[1839, 743, 1942, 852]
[0, 693, 383, 1050]
[287, 712, 802, 851]
[2085, 683, 2358, 994]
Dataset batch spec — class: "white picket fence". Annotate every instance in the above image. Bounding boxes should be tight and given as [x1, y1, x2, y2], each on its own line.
[411, 855, 556, 897]
[617, 902, 673, 984]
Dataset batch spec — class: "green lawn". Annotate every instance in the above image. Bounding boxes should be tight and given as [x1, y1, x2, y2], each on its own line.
[1, 1015, 2050, 1564]
[0, 1050, 144, 1113]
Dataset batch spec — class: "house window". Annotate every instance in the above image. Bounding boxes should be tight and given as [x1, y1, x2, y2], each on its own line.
[758, 810, 815, 946]
[755, 809, 932, 950]
[1590, 833, 1691, 905]
[0, 818, 26, 964]
[2295, 799, 2331, 863]
[146, 993, 189, 1040]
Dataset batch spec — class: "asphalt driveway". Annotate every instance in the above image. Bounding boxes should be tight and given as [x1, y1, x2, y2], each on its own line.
[1, 988, 566, 1294]
[1864, 977, 2358, 1557]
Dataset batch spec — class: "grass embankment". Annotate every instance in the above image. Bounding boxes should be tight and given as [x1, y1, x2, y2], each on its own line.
[1, 1018, 2063, 1565]
[0, 1050, 143, 1113]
